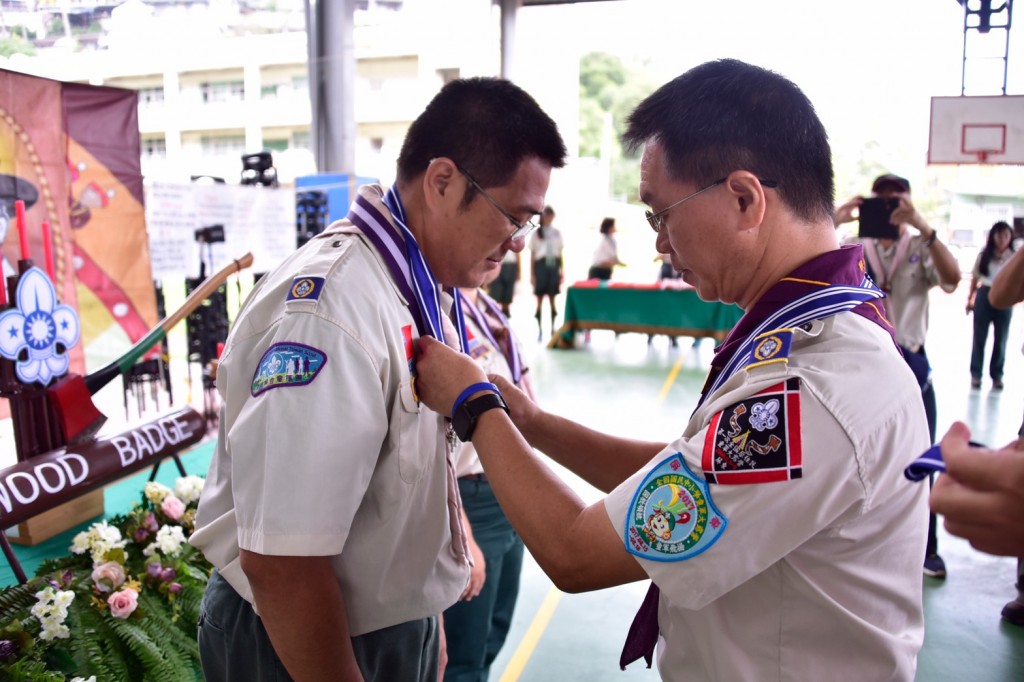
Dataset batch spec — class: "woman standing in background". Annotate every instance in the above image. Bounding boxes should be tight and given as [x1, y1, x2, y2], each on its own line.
[587, 217, 625, 281]
[966, 221, 1016, 390]
[529, 206, 564, 341]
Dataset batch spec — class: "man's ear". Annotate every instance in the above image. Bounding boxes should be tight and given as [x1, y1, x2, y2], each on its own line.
[423, 157, 460, 213]
[724, 172, 767, 229]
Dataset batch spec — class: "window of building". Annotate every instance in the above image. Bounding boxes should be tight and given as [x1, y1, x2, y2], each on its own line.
[200, 134, 247, 157]
[292, 131, 311, 150]
[264, 139, 289, 152]
[201, 80, 245, 103]
[138, 87, 164, 105]
[261, 84, 279, 99]
[142, 136, 166, 159]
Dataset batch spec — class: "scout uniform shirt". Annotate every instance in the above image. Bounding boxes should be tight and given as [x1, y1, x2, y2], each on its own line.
[190, 186, 470, 636]
[855, 233, 956, 351]
[605, 246, 929, 682]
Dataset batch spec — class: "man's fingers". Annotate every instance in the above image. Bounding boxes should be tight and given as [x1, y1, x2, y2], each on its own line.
[939, 422, 1005, 490]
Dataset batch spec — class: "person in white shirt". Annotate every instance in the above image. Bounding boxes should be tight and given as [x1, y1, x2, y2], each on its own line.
[528, 206, 564, 340]
[588, 217, 625, 280]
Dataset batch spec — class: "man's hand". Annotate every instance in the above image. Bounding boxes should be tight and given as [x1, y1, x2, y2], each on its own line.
[890, 194, 928, 235]
[415, 336, 490, 416]
[929, 422, 1024, 557]
[834, 196, 864, 225]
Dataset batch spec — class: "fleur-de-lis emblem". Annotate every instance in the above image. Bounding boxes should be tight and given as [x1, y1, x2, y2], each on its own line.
[749, 399, 780, 431]
[0, 268, 80, 385]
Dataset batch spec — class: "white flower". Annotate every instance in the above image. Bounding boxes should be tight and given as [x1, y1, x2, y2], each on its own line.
[70, 530, 92, 555]
[155, 525, 187, 556]
[144, 481, 173, 504]
[173, 475, 205, 504]
[32, 586, 74, 639]
[69, 521, 128, 563]
[71, 677, 98, 682]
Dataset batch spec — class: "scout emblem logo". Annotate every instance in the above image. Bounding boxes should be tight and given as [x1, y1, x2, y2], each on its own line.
[747, 329, 793, 370]
[702, 378, 803, 484]
[251, 342, 327, 396]
[286, 276, 325, 302]
[624, 454, 726, 562]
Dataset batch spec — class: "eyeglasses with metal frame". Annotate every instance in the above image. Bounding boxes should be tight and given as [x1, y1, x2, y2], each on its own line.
[457, 165, 541, 240]
[645, 177, 779, 233]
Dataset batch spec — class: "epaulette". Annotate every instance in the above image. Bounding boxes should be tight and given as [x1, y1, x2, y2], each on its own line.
[745, 328, 794, 372]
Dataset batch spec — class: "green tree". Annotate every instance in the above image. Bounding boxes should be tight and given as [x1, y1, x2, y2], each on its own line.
[578, 52, 658, 201]
[0, 35, 35, 58]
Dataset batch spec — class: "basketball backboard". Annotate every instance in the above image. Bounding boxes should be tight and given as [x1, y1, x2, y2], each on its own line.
[928, 95, 1024, 165]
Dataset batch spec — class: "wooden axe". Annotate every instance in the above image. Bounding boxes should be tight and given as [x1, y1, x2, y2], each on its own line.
[48, 252, 254, 445]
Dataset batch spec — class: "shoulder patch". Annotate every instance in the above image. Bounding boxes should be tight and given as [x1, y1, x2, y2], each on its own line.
[286, 276, 325, 302]
[746, 328, 793, 371]
[624, 453, 727, 562]
[701, 377, 803, 484]
[251, 342, 327, 397]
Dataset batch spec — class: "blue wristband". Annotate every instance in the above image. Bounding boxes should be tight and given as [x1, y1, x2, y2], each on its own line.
[452, 382, 499, 418]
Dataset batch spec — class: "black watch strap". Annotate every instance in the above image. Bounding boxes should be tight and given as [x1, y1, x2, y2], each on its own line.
[454, 392, 509, 442]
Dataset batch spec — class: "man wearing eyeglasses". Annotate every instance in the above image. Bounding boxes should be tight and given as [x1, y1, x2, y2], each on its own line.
[190, 77, 566, 682]
[413, 59, 929, 681]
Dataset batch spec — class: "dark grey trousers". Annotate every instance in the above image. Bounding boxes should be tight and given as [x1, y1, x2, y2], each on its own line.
[198, 570, 439, 681]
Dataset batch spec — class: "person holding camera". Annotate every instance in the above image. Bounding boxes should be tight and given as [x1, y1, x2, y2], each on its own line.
[836, 174, 961, 579]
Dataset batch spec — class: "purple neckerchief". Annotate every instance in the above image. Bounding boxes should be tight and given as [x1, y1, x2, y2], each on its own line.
[711, 244, 895, 379]
[620, 244, 895, 672]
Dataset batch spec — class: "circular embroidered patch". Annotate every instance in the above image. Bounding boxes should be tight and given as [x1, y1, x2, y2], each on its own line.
[624, 453, 727, 562]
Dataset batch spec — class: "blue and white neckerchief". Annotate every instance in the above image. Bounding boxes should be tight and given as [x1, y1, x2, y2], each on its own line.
[698, 277, 885, 410]
[347, 187, 469, 356]
[461, 291, 523, 384]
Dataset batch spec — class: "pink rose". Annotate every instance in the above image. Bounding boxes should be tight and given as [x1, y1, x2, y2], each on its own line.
[91, 561, 126, 593]
[107, 589, 139, 619]
[160, 496, 186, 521]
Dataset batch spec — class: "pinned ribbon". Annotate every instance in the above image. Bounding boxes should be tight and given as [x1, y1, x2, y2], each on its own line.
[904, 441, 987, 482]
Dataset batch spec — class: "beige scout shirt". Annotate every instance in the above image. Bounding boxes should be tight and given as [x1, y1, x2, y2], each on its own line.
[605, 313, 929, 682]
[856, 235, 956, 350]
[191, 189, 469, 636]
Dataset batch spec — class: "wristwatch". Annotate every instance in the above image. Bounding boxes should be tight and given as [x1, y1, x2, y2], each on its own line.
[452, 392, 509, 442]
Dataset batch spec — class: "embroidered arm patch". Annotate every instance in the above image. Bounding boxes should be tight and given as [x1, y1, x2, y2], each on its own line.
[624, 454, 727, 562]
[701, 377, 803, 484]
[286, 276, 325, 302]
[251, 342, 327, 396]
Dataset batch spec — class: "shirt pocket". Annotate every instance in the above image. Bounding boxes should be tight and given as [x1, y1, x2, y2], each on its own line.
[397, 376, 437, 483]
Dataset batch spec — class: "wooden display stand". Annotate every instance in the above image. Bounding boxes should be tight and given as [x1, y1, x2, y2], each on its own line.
[5, 489, 105, 546]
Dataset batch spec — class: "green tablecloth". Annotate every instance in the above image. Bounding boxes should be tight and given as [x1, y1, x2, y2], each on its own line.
[550, 283, 744, 349]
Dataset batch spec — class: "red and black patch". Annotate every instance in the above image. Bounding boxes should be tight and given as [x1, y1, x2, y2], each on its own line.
[701, 377, 803, 484]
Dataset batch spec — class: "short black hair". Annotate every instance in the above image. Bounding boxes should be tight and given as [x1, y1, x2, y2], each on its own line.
[600, 217, 615, 234]
[623, 59, 834, 223]
[397, 78, 567, 203]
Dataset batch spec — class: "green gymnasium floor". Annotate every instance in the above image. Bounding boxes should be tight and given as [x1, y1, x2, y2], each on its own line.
[2, 288, 1022, 681]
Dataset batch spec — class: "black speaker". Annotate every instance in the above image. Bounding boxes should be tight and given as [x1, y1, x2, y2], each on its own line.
[184, 277, 229, 368]
[296, 190, 329, 247]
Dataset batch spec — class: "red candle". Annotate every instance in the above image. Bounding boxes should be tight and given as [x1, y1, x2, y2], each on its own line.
[41, 221, 55, 282]
[14, 200, 29, 261]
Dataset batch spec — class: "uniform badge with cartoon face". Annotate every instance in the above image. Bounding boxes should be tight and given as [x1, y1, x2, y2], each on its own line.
[624, 454, 727, 562]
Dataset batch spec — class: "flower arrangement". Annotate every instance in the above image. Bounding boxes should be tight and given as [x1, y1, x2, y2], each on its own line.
[0, 476, 211, 682]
